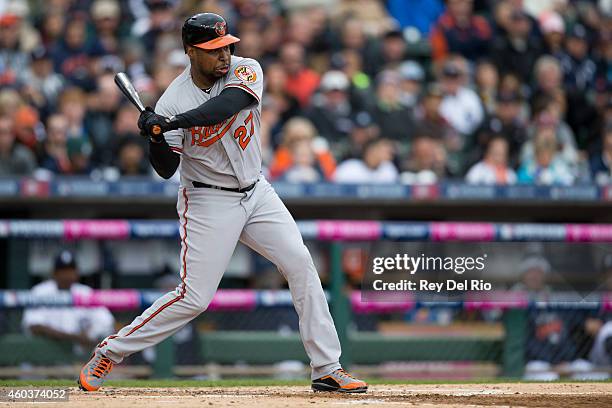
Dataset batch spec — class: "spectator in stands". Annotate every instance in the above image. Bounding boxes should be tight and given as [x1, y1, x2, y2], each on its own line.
[235, 28, 263, 61]
[559, 24, 598, 92]
[538, 11, 565, 55]
[366, 29, 407, 75]
[22, 249, 115, 355]
[532, 55, 598, 150]
[525, 93, 579, 170]
[39, 113, 72, 175]
[0, 89, 22, 119]
[438, 58, 484, 137]
[370, 70, 416, 146]
[334, 138, 398, 183]
[39, 8, 65, 48]
[532, 55, 564, 98]
[472, 90, 528, 168]
[305, 70, 354, 149]
[337, 111, 380, 161]
[285, 8, 324, 52]
[0, 9, 34, 88]
[269, 117, 336, 182]
[116, 136, 149, 177]
[279, 137, 324, 183]
[13, 105, 41, 151]
[331, 50, 372, 112]
[67, 137, 93, 176]
[400, 134, 449, 184]
[0, 115, 36, 176]
[398, 61, 425, 109]
[430, 0, 492, 62]
[491, 8, 543, 83]
[584, 84, 612, 155]
[50, 16, 104, 89]
[20, 47, 65, 118]
[263, 62, 302, 147]
[86, 73, 123, 165]
[589, 122, 612, 185]
[414, 83, 460, 151]
[335, 18, 373, 59]
[150, 49, 188, 97]
[334, 0, 395, 39]
[474, 59, 500, 114]
[465, 136, 517, 185]
[260, 18, 283, 61]
[90, 0, 123, 55]
[518, 126, 576, 185]
[279, 43, 320, 108]
[138, 0, 180, 58]
[58, 87, 89, 141]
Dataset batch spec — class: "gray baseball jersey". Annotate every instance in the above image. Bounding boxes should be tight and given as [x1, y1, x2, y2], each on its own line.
[155, 56, 264, 189]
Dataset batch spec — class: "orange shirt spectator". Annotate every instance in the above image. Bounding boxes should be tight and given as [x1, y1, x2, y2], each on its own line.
[269, 117, 336, 181]
[279, 43, 320, 107]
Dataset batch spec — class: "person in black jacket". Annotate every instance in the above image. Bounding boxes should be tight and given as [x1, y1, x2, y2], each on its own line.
[490, 8, 544, 83]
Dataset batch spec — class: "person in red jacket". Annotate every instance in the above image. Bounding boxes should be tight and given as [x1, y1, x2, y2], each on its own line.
[279, 43, 320, 108]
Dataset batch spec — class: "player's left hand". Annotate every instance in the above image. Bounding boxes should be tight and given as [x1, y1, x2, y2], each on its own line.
[138, 107, 177, 138]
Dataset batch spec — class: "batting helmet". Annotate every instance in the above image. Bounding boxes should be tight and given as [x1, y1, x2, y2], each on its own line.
[182, 13, 240, 52]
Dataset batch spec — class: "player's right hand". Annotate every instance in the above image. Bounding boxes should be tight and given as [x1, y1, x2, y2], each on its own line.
[138, 107, 168, 142]
[137, 107, 155, 127]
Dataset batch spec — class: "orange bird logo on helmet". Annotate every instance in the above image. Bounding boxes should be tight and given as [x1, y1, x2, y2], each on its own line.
[214, 21, 226, 36]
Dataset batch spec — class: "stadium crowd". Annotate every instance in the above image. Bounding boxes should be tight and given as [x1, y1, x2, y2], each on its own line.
[0, 0, 610, 185]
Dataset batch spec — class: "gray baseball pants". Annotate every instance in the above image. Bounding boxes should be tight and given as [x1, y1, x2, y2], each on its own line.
[97, 178, 342, 379]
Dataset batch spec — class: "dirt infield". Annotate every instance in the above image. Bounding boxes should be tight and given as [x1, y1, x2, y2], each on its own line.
[45, 382, 612, 407]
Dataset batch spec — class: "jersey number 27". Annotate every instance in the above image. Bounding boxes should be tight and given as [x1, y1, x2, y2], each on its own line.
[233, 111, 254, 150]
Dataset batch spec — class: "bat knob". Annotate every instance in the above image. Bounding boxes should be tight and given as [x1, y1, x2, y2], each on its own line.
[152, 125, 162, 135]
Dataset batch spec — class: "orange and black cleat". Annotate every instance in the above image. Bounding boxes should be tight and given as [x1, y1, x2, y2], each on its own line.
[77, 350, 114, 391]
[311, 368, 368, 393]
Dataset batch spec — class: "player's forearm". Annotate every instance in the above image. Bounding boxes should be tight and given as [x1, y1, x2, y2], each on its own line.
[149, 138, 180, 179]
[172, 87, 255, 128]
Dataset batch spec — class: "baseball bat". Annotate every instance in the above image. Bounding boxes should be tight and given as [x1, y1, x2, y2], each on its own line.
[114, 72, 162, 136]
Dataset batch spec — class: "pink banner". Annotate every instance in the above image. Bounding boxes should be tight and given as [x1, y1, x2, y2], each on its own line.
[602, 293, 612, 311]
[566, 224, 612, 242]
[73, 289, 140, 311]
[64, 220, 130, 240]
[430, 222, 496, 241]
[317, 220, 381, 241]
[352, 291, 415, 313]
[464, 291, 529, 310]
[208, 289, 257, 311]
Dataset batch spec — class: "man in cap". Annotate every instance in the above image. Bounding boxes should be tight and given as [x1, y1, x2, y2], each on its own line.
[22, 250, 115, 354]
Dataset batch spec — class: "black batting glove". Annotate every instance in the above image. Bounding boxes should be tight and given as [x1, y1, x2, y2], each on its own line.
[138, 107, 178, 141]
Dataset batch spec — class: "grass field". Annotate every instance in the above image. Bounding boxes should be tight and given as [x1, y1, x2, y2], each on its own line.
[1, 379, 612, 407]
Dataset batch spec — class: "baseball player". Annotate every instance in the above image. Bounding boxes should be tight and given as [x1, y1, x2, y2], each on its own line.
[78, 13, 367, 393]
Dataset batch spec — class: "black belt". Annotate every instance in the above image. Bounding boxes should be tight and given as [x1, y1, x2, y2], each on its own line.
[192, 180, 257, 193]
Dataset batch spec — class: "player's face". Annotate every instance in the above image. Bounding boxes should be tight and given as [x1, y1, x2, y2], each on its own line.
[189, 45, 231, 78]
